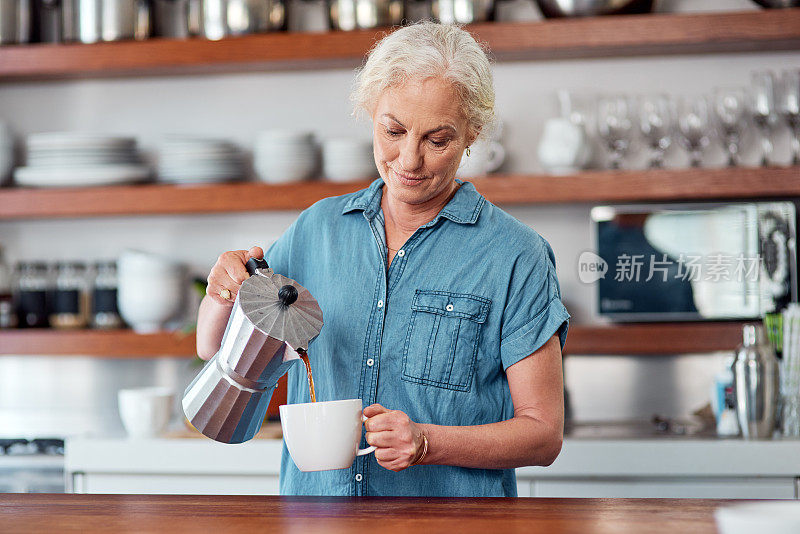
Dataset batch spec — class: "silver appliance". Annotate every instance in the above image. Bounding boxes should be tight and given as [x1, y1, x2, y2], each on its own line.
[592, 202, 797, 321]
[733, 324, 780, 439]
[0, 439, 65, 493]
[182, 258, 323, 444]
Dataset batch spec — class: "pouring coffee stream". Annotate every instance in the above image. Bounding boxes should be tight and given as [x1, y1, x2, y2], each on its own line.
[182, 257, 323, 444]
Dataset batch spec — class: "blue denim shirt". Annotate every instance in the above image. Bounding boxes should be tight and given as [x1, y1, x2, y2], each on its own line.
[267, 178, 570, 497]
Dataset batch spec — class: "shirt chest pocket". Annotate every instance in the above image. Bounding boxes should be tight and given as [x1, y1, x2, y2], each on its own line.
[402, 290, 491, 392]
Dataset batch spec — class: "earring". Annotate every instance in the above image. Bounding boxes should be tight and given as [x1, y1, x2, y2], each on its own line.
[466, 146, 471, 157]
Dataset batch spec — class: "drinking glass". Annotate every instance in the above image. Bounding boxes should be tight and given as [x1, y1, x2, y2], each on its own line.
[750, 71, 777, 167]
[777, 69, 800, 165]
[712, 87, 747, 167]
[677, 95, 710, 167]
[638, 94, 675, 168]
[597, 95, 634, 170]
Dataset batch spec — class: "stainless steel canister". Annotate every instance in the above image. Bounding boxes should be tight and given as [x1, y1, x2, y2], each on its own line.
[32, 0, 62, 42]
[153, 0, 191, 38]
[0, 0, 32, 44]
[63, 0, 149, 43]
[195, 0, 285, 40]
[431, 0, 493, 24]
[733, 324, 780, 439]
[328, 0, 403, 31]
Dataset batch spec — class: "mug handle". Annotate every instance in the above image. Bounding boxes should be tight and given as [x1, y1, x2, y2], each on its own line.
[358, 414, 376, 456]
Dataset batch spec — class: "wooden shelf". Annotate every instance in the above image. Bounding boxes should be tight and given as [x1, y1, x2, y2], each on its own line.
[562, 322, 747, 356]
[0, 9, 798, 81]
[0, 329, 196, 358]
[0, 166, 797, 220]
[0, 322, 748, 357]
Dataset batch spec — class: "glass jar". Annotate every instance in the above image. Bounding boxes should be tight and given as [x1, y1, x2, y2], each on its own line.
[15, 262, 50, 328]
[50, 262, 89, 329]
[91, 261, 123, 329]
[0, 247, 16, 329]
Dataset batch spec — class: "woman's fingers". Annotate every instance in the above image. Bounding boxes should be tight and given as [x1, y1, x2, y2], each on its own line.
[206, 247, 262, 305]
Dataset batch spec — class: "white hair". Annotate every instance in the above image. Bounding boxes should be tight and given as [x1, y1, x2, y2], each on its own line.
[351, 21, 496, 139]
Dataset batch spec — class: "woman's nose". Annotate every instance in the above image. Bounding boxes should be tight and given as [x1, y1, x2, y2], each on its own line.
[398, 138, 423, 172]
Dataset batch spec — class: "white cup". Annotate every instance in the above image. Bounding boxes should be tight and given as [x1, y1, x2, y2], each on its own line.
[279, 399, 376, 471]
[456, 139, 505, 178]
[118, 387, 174, 438]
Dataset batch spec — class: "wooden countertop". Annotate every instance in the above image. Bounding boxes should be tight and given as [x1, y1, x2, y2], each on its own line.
[0, 494, 730, 533]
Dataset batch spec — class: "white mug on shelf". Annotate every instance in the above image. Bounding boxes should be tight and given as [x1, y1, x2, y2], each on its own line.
[279, 399, 376, 472]
[456, 139, 505, 178]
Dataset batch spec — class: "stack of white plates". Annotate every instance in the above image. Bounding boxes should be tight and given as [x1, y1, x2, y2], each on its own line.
[254, 130, 318, 184]
[322, 137, 375, 182]
[15, 132, 149, 187]
[0, 122, 13, 186]
[157, 136, 245, 184]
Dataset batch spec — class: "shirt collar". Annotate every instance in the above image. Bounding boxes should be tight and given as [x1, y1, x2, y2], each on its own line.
[341, 178, 485, 226]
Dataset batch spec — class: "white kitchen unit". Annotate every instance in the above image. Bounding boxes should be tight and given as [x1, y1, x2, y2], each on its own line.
[66, 437, 800, 498]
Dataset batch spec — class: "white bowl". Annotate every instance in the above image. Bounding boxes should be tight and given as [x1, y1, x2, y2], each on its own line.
[118, 274, 184, 333]
[118, 249, 179, 274]
[256, 130, 314, 145]
[118, 387, 174, 438]
[716, 502, 800, 534]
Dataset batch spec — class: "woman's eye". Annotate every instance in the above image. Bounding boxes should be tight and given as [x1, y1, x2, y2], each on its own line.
[386, 129, 403, 137]
[429, 138, 449, 148]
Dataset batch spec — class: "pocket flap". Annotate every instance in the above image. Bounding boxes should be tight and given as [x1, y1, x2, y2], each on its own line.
[412, 290, 490, 323]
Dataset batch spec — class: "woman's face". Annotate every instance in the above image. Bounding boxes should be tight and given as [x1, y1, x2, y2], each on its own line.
[371, 77, 474, 207]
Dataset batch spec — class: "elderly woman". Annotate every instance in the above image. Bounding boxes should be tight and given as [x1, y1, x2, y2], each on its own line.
[197, 21, 569, 497]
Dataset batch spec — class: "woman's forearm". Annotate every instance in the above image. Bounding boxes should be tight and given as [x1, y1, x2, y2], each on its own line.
[417, 415, 563, 470]
[196, 295, 234, 360]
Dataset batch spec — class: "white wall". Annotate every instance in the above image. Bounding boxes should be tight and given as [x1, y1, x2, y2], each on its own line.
[0, 0, 795, 422]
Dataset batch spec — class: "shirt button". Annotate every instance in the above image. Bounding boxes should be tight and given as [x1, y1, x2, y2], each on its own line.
[397, 250, 405, 257]
[377, 300, 384, 308]
[446, 304, 454, 312]
[366, 358, 374, 367]
[355, 473, 363, 482]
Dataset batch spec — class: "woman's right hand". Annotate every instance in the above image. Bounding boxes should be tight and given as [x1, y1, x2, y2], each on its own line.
[205, 246, 264, 306]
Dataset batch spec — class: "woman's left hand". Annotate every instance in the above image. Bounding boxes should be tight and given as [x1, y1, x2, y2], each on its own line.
[362, 404, 426, 472]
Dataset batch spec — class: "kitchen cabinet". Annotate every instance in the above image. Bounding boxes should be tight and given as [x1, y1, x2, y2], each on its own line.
[66, 437, 800, 499]
[525, 477, 798, 499]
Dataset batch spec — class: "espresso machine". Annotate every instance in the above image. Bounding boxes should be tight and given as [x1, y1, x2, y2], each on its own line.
[182, 258, 323, 444]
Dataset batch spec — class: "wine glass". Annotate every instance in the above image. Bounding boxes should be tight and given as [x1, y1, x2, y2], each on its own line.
[750, 70, 778, 167]
[677, 95, 710, 168]
[597, 95, 634, 170]
[638, 94, 675, 168]
[712, 87, 747, 167]
[777, 69, 800, 165]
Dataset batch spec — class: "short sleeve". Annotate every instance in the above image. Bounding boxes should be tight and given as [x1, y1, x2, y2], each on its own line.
[499, 238, 570, 370]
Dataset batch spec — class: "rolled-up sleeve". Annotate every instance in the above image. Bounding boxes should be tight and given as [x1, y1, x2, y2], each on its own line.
[499, 238, 570, 370]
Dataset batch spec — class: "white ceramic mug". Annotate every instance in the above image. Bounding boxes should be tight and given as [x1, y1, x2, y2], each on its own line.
[456, 139, 505, 178]
[279, 399, 376, 471]
[118, 387, 174, 438]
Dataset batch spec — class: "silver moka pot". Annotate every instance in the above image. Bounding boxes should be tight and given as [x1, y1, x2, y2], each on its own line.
[733, 324, 780, 440]
[183, 258, 323, 444]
